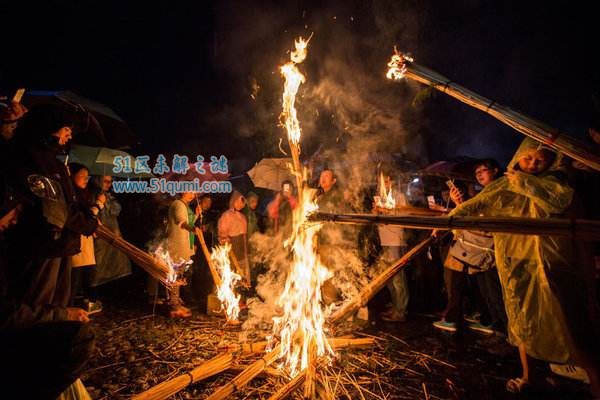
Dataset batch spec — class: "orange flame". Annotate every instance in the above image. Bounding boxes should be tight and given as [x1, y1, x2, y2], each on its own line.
[386, 49, 414, 81]
[211, 243, 242, 322]
[152, 244, 192, 284]
[280, 36, 310, 145]
[375, 172, 396, 209]
[271, 36, 334, 378]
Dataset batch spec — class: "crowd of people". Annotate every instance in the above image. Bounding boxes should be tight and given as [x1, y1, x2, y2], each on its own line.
[2, 99, 600, 398]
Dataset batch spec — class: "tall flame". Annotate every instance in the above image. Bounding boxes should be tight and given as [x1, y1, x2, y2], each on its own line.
[376, 172, 396, 209]
[271, 36, 333, 378]
[211, 243, 242, 322]
[386, 49, 414, 81]
[280, 37, 310, 145]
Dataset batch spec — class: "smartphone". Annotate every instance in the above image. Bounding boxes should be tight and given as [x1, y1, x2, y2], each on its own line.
[283, 183, 290, 193]
[445, 179, 457, 191]
[427, 195, 436, 206]
[12, 88, 25, 103]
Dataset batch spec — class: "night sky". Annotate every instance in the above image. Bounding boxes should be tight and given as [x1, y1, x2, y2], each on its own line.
[1, 0, 598, 170]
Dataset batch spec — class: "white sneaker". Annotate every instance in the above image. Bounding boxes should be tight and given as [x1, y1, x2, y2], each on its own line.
[550, 363, 590, 384]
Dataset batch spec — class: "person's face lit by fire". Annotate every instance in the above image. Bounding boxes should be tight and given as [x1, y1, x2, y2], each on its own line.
[180, 192, 196, 204]
[319, 170, 336, 193]
[1, 121, 18, 140]
[52, 126, 73, 146]
[73, 168, 90, 190]
[102, 176, 113, 192]
[233, 196, 246, 211]
[474, 165, 499, 187]
[200, 196, 212, 211]
[248, 197, 258, 210]
[517, 148, 555, 175]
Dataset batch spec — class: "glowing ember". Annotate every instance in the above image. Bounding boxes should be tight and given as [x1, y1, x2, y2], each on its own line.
[152, 244, 192, 284]
[375, 172, 396, 209]
[386, 49, 414, 81]
[211, 243, 242, 322]
[271, 36, 333, 378]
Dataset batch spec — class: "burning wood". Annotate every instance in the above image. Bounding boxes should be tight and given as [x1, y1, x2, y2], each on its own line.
[131, 352, 233, 400]
[386, 50, 600, 172]
[308, 212, 600, 240]
[96, 224, 175, 285]
[210, 243, 242, 323]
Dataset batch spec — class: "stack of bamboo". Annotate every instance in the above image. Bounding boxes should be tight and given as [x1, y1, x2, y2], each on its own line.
[387, 50, 600, 172]
[96, 224, 173, 284]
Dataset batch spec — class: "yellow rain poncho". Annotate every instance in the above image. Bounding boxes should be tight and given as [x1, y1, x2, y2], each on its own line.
[451, 138, 578, 363]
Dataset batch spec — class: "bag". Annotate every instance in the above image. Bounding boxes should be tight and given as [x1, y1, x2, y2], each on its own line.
[447, 230, 495, 271]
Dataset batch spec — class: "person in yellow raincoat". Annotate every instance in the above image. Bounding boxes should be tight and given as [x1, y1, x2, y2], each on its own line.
[450, 138, 600, 394]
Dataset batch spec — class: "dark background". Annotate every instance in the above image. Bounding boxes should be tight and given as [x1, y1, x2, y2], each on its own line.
[1, 0, 598, 169]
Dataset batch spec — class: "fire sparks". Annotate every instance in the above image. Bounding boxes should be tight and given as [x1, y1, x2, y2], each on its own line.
[375, 172, 396, 209]
[211, 243, 242, 322]
[271, 36, 334, 378]
[386, 49, 414, 81]
[152, 244, 192, 284]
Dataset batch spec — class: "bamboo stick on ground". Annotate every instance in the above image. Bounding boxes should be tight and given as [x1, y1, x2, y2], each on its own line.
[221, 337, 376, 354]
[131, 352, 233, 400]
[194, 227, 222, 287]
[386, 51, 600, 172]
[206, 347, 281, 400]
[268, 370, 307, 400]
[330, 234, 438, 323]
[309, 212, 600, 241]
[96, 224, 172, 284]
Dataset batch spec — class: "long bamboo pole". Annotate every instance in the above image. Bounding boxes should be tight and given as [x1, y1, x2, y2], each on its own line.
[330, 234, 440, 323]
[96, 224, 172, 284]
[131, 353, 233, 400]
[194, 227, 222, 287]
[309, 212, 600, 241]
[387, 51, 600, 172]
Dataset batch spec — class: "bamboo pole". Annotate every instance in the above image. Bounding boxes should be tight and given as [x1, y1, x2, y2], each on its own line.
[206, 347, 281, 400]
[221, 337, 376, 354]
[330, 234, 438, 323]
[387, 51, 600, 172]
[194, 227, 222, 287]
[268, 370, 307, 400]
[131, 352, 233, 400]
[96, 224, 172, 284]
[309, 212, 600, 241]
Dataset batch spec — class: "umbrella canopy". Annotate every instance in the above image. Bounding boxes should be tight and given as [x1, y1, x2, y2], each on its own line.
[417, 157, 480, 182]
[246, 158, 294, 191]
[68, 145, 153, 178]
[23, 90, 138, 149]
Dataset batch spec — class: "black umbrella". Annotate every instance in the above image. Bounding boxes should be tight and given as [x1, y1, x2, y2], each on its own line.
[23, 90, 138, 149]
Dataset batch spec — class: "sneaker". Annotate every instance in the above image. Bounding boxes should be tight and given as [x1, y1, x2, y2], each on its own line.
[464, 312, 481, 324]
[86, 300, 103, 315]
[549, 363, 590, 384]
[433, 320, 457, 332]
[468, 322, 494, 334]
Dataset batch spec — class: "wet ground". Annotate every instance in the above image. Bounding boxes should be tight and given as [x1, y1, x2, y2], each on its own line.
[82, 278, 590, 399]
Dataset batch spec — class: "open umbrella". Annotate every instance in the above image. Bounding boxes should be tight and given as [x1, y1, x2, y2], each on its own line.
[246, 158, 294, 191]
[68, 145, 153, 178]
[23, 90, 138, 149]
[417, 157, 480, 182]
